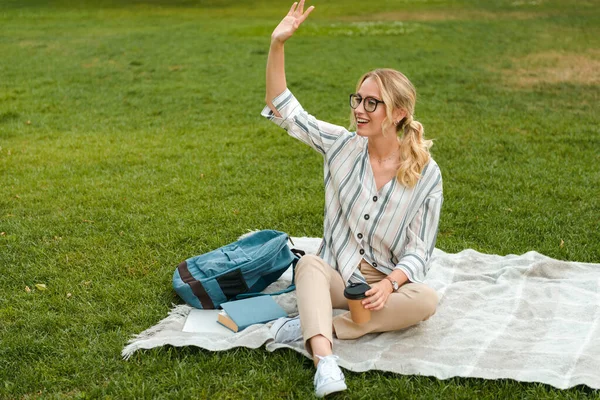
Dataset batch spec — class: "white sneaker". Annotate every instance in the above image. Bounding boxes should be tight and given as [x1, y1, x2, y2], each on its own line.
[314, 355, 347, 397]
[270, 316, 302, 343]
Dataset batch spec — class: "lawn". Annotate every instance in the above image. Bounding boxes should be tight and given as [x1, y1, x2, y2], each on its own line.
[1, 0, 599, 398]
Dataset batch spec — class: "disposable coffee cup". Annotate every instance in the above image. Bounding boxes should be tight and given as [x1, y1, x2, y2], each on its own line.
[344, 283, 371, 324]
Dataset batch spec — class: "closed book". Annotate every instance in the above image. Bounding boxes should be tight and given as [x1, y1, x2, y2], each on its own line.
[217, 295, 287, 332]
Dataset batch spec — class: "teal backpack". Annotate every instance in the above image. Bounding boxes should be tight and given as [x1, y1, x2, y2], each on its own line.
[173, 230, 304, 309]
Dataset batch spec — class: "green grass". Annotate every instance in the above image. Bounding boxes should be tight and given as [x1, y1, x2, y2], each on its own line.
[1, 0, 599, 398]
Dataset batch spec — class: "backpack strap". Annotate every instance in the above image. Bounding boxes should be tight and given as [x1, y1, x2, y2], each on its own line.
[289, 248, 305, 287]
[177, 261, 215, 309]
[290, 248, 306, 258]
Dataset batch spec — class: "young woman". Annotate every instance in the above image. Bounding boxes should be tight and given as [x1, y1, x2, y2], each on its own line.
[263, 1, 443, 397]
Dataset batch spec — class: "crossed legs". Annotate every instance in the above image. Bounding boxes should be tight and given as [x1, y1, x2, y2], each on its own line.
[294, 254, 438, 365]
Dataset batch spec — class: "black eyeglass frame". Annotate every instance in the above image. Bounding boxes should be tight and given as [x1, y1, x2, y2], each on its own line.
[349, 93, 385, 113]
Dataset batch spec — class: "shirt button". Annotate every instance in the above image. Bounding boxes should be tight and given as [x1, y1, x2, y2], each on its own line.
[359, 249, 365, 255]
[372, 262, 378, 267]
[373, 196, 378, 202]
[364, 214, 370, 220]
[357, 233, 363, 239]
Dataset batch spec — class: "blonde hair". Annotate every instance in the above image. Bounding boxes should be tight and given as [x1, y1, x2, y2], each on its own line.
[350, 68, 432, 188]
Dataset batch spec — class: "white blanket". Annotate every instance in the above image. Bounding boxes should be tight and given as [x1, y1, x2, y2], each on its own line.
[122, 237, 600, 390]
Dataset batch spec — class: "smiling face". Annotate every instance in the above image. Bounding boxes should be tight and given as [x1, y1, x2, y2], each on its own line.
[353, 77, 388, 138]
[353, 76, 406, 139]
[349, 68, 430, 187]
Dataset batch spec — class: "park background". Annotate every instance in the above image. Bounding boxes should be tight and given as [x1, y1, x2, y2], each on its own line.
[1, 0, 599, 398]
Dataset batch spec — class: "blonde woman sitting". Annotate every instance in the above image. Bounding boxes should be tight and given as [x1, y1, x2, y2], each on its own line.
[263, 1, 443, 397]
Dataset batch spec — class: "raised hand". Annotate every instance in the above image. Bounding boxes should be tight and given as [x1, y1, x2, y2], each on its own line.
[271, 0, 314, 44]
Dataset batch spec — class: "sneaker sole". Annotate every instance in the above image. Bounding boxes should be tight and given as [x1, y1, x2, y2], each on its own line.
[315, 380, 347, 398]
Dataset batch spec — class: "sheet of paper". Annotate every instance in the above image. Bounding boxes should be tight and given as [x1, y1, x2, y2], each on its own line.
[182, 309, 235, 336]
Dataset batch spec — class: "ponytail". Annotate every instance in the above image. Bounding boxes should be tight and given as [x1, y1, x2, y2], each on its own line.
[396, 115, 432, 188]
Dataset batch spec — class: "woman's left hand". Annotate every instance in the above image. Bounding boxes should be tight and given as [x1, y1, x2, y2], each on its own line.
[363, 280, 393, 311]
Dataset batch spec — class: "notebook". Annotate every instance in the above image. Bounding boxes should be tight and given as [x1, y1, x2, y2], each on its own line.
[217, 295, 287, 332]
[182, 309, 234, 336]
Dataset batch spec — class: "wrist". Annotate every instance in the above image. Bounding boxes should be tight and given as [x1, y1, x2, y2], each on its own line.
[385, 276, 399, 293]
[383, 278, 394, 294]
[270, 37, 285, 47]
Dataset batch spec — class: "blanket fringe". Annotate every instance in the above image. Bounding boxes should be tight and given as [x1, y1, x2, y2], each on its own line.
[121, 304, 191, 360]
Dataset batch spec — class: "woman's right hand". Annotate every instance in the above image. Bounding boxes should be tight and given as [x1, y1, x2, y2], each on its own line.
[271, 0, 314, 45]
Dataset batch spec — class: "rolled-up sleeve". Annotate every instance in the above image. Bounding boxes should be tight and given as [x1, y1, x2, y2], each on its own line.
[395, 178, 443, 283]
[261, 88, 347, 155]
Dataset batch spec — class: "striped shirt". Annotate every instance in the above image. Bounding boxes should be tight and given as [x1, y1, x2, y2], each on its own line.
[261, 89, 443, 284]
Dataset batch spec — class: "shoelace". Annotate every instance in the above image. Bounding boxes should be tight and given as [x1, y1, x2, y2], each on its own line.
[316, 355, 342, 381]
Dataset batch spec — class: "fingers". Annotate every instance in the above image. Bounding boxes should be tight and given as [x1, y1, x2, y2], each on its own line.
[366, 295, 384, 310]
[363, 288, 387, 310]
[364, 285, 379, 298]
[302, 5, 315, 21]
[287, 2, 297, 16]
[298, 6, 314, 25]
[288, 1, 314, 27]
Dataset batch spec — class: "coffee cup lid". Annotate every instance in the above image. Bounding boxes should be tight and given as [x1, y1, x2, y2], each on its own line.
[344, 283, 370, 300]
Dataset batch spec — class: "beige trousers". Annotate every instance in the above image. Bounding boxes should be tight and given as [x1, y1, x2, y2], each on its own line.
[295, 254, 438, 354]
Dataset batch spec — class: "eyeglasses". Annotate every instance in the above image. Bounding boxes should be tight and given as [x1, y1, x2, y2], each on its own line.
[349, 94, 385, 113]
